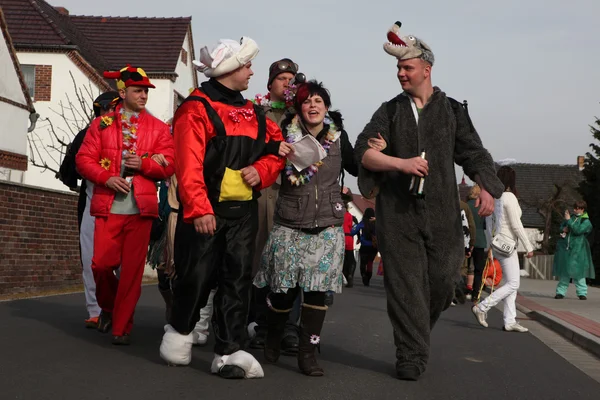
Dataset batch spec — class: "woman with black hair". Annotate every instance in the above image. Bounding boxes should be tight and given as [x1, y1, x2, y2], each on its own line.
[351, 208, 378, 286]
[472, 166, 534, 332]
[253, 80, 383, 376]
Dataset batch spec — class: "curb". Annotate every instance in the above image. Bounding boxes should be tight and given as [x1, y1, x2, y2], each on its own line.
[516, 302, 600, 359]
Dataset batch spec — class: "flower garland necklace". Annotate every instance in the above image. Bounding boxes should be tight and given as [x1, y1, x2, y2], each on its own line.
[254, 83, 298, 109]
[120, 108, 140, 183]
[120, 108, 140, 156]
[284, 115, 339, 186]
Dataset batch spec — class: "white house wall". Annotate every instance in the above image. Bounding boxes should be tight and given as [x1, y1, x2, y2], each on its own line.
[0, 101, 29, 155]
[17, 52, 103, 191]
[0, 32, 27, 106]
[145, 78, 173, 123]
[173, 31, 197, 98]
[0, 32, 29, 160]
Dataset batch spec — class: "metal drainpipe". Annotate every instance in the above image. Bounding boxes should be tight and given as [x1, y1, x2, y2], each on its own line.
[27, 111, 39, 133]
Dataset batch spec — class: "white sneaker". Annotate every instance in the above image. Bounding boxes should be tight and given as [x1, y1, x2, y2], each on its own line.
[504, 322, 529, 333]
[160, 324, 194, 365]
[471, 305, 488, 328]
[465, 293, 472, 301]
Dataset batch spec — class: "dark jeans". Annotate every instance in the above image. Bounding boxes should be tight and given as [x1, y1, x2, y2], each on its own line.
[471, 248, 487, 300]
[343, 249, 356, 283]
[157, 268, 170, 292]
[359, 246, 378, 276]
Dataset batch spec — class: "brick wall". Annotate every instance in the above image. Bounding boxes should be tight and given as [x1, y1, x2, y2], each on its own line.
[0, 180, 81, 295]
[34, 65, 52, 102]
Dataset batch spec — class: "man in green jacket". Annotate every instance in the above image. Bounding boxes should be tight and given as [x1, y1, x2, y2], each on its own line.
[554, 200, 595, 300]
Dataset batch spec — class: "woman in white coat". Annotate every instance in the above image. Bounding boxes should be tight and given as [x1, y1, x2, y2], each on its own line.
[472, 166, 534, 332]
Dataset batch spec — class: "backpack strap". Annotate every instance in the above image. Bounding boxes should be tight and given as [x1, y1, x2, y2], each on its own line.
[252, 103, 267, 144]
[448, 97, 476, 133]
[385, 94, 404, 134]
[181, 95, 227, 138]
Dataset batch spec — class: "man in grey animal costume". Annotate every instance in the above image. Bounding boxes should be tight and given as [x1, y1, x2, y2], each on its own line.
[354, 22, 504, 381]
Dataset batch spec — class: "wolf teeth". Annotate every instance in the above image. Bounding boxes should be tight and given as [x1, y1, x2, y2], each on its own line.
[387, 41, 407, 47]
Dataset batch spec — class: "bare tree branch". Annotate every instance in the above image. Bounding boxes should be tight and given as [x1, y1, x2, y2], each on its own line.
[28, 71, 99, 173]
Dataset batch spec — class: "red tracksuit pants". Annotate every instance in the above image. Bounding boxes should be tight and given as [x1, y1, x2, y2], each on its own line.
[92, 214, 152, 336]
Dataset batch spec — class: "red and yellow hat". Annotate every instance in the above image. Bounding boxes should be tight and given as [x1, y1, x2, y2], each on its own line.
[103, 64, 155, 90]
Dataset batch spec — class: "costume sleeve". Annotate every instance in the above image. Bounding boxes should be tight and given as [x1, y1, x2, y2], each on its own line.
[504, 194, 534, 253]
[567, 218, 593, 236]
[340, 130, 358, 177]
[139, 123, 175, 180]
[173, 102, 214, 222]
[252, 118, 285, 190]
[350, 221, 364, 236]
[354, 103, 391, 198]
[452, 103, 504, 199]
[75, 120, 113, 186]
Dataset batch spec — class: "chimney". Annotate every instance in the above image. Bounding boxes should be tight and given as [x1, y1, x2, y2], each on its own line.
[54, 7, 69, 15]
[578, 156, 585, 171]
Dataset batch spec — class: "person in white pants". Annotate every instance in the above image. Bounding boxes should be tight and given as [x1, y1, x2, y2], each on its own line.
[472, 166, 534, 332]
[57, 91, 120, 328]
[80, 181, 102, 326]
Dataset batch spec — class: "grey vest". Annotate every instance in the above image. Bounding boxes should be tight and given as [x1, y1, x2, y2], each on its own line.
[274, 137, 345, 230]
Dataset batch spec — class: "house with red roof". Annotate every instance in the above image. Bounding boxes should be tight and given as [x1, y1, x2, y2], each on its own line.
[0, 0, 197, 191]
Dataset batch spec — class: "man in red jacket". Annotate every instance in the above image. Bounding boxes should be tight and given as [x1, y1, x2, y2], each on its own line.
[76, 65, 175, 345]
[159, 37, 285, 379]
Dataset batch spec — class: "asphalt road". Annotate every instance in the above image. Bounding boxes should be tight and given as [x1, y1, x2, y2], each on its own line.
[1, 276, 599, 400]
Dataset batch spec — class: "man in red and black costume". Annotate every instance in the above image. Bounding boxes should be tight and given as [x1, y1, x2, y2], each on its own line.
[160, 37, 285, 379]
[76, 65, 175, 345]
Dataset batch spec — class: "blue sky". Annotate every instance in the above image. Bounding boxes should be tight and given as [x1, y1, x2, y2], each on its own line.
[54, 0, 600, 191]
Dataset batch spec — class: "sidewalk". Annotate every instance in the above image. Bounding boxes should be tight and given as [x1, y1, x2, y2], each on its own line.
[516, 278, 600, 358]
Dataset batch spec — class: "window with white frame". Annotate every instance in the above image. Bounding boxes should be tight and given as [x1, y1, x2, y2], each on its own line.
[21, 64, 35, 98]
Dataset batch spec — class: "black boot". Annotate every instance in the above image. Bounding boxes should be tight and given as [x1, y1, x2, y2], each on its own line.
[159, 289, 173, 322]
[297, 304, 327, 377]
[362, 271, 372, 287]
[347, 261, 356, 288]
[264, 305, 291, 363]
[112, 334, 130, 346]
[97, 311, 112, 334]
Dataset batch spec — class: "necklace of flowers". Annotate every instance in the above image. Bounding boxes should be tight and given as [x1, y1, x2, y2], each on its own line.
[254, 85, 300, 109]
[284, 115, 339, 186]
[120, 108, 140, 156]
[254, 92, 287, 109]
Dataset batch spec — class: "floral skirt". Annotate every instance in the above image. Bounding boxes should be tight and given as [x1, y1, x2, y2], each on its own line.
[253, 224, 345, 293]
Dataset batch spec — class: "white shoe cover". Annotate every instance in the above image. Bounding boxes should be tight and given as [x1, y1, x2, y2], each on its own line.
[159, 324, 194, 365]
[247, 322, 258, 340]
[210, 350, 264, 379]
[192, 330, 209, 346]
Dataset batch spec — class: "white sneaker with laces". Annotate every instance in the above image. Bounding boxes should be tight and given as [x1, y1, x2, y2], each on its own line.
[504, 322, 529, 333]
[471, 305, 488, 328]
